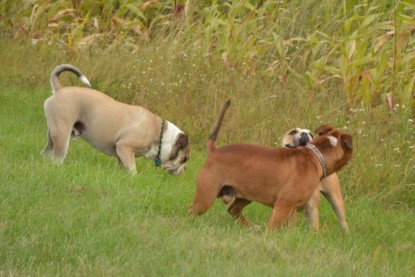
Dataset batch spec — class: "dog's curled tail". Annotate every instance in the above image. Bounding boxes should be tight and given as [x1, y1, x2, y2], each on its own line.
[207, 99, 231, 154]
[50, 64, 91, 94]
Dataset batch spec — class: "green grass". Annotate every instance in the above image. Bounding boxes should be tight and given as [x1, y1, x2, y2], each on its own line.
[0, 1, 414, 275]
[1, 57, 414, 275]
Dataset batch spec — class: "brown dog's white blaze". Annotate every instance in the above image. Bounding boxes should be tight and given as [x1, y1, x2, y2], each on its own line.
[189, 99, 353, 230]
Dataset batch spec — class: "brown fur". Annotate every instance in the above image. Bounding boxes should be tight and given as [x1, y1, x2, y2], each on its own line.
[282, 127, 349, 231]
[189, 100, 353, 230]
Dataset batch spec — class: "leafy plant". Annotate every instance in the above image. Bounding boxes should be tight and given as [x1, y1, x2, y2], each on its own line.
[0, 0, 414, 113]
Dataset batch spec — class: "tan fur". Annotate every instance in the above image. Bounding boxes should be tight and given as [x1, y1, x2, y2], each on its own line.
[42, 64, 190, 175]
[282, 127, 349, 232]
[189, 100, 353, 230]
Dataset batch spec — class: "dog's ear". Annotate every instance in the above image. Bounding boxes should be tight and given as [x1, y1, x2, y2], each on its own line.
[314, 125, 334, 136]
[341, 133, 353, 150]
[177, 133, 189, 149]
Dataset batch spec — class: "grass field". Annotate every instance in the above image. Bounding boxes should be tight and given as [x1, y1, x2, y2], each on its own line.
[1, 58, 414, 275]
[1, 0, 415, 270]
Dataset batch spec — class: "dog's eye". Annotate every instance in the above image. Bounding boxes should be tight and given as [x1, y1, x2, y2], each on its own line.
[181, 157, 188, 163]
[289, 130, 297, 135]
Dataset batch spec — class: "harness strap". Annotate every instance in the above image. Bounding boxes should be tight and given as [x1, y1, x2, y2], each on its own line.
[155, 119, 166, 167]
[305, 144, 327, 180]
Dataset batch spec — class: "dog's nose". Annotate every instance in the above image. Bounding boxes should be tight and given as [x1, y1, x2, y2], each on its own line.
[300, 132, 311, 145]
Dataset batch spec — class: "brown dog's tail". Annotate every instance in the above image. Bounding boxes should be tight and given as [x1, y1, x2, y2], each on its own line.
[50, 64, 91, 94]
[207, 99, 231, 154]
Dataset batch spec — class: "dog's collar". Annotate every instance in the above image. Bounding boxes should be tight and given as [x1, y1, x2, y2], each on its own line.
[305, 144, 327, 180]
[155, 119, 166, 167]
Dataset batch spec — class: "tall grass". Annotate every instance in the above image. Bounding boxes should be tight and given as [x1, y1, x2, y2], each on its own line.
[0, 35, 414, 207]
[1, 0, 414, 112]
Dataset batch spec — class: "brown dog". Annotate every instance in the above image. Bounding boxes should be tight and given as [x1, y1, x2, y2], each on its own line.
[189, 100, 353, 230]
[282, 128, 349, 231]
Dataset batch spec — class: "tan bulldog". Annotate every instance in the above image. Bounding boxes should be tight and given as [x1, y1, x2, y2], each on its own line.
[282, 128, 349, 232]
[42, 64, 190, 175]
[189, 100, 353, 230]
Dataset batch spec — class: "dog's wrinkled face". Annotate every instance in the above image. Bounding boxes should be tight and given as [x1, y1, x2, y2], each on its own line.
[282, 128, 314, 148]
[160, 133, 191, 176]
[283, 125, 353, 176]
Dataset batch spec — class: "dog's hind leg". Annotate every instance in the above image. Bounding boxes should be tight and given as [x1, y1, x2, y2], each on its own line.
[41, 129, 54, 156]
[43, 108, 72, 163]
[49, 129, 71, 164]
[227, 198, 253, 226]
[188, 169, 220, 215]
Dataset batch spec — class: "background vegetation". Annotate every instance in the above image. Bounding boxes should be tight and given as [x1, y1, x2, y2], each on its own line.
[1, 0, 415, 111]
[0, 0, 414, 275]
